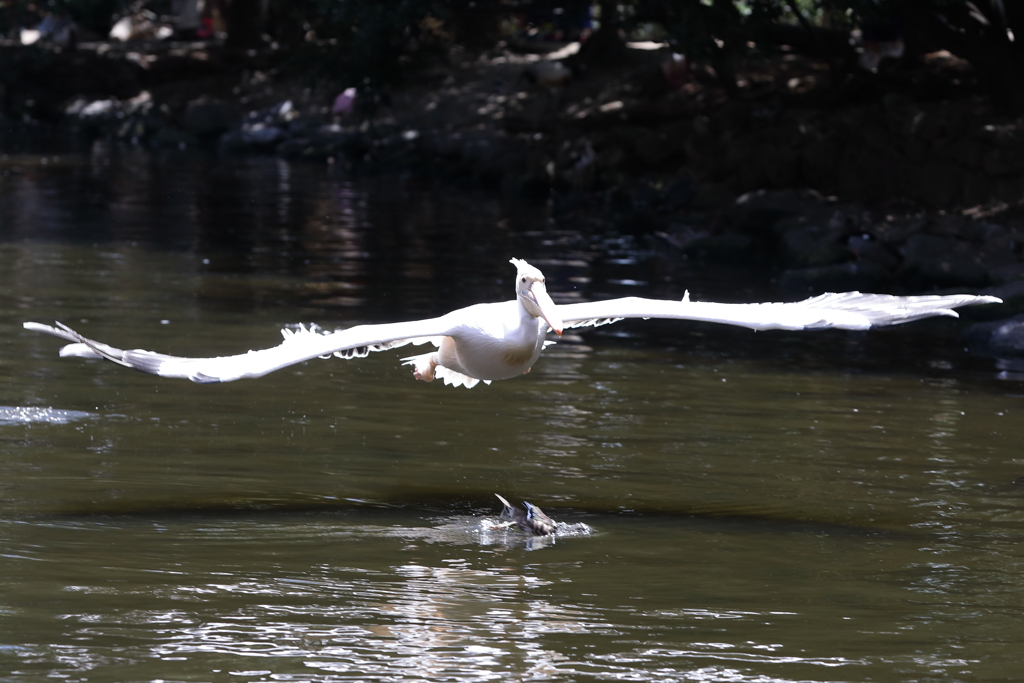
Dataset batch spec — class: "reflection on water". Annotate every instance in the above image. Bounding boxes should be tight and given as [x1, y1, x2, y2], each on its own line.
[6, 510, 1021, 682]
[3, 147, 1024, 682]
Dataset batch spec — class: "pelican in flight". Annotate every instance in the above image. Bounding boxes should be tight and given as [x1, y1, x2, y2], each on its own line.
[25, 258, 1000, 388]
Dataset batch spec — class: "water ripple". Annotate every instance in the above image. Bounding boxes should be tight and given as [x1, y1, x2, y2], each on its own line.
[21, 561, 882, 682]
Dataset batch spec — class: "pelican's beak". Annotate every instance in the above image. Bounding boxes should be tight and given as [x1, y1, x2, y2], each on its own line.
[528, 282, 563, 336]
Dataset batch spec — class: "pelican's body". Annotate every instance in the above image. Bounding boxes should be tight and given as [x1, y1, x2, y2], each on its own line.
[408, 299, 549, 385]
[24, 258, 1001, 388]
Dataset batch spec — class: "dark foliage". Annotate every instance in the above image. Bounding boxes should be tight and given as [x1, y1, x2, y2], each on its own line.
[6, 0, 1024, 112]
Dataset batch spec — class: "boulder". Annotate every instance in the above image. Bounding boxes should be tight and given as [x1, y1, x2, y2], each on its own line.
[183, 98, 236, 137]
[633, 126, 683, 165]
[681, 233, 760, 265]
[65, 98, 122, 132]
[988, 263, 1024, 286]
[728, 188, 827, 234]
[779, 225, 852, 268]
[905, 162, 965, 207]
[779, 261, 891, 295]
[150, 126, 196, 149]
[901, 233, 990, 288]
[241, 123, 285, 147]
[848, 236, 900, 272]
[689, 182, 735, 209]
[977, 233, 1021, 269]
[965, 314, 1024, 356]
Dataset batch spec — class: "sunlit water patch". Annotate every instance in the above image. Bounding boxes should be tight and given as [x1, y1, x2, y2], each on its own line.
[0, 405, 94, 425]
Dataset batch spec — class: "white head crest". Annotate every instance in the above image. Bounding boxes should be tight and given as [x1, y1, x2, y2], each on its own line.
[509, 258, 544, 281]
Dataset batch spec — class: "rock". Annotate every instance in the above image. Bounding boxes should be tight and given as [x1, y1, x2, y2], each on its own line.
[921, 250, 989, 288]
[242, 101, 290, 127]
[905, 162, 965, 207]
[275, 125, 364, 161]
[983, 145, 1024, 176]
[800, 135, 842, 191]
[994, 175, 1024, 205]
[736, 140, 799, 190]
[874, 216, 926, 249]
[151, 126, 196, 149]
[901, 234, 989, 288]
[73, 98, 118, 118]
[728, 188, 827, 234]
[65, 98, 122, 132]
[929, 214, 975, 239]
[241, 123, 285, 147]
[217, 129, 247, 152]
[633, 127, 682, 165]
[977, 233, 1020, 269]
[659, 175, 693, 211]
[504, 170, 550, 200]
[183, 98, 237, 137]
[836, 126, 907, 201]
[779, 225, 852, 268]
[779, 260, 891, 294]
[1, 45, 142, 119]
[988, 263, 1024, 286]
[848, 236, 900, 271]
[681, 233, 760, 265]
[689, 182, 735, 209]
[285, 116, 321, 136]
[965, 314, 1024, 356]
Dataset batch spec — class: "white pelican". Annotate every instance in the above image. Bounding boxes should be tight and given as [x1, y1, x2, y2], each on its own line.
[24, 257, 1000, 388]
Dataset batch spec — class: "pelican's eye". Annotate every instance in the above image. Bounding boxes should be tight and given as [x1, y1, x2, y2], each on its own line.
[521, 276, 527, 283]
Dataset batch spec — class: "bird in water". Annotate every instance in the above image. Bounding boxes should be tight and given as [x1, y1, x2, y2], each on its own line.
[523, 501, 558, 536]
[493, 494, 566, 537]
[495, 493, 529, 528]
[24, 258, 1000, 389]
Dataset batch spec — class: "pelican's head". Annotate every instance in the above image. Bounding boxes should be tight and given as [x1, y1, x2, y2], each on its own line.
[510, 258, 563, 335]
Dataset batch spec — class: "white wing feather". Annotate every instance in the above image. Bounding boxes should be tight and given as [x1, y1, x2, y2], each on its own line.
[558, 291, 1002, 332]
[24, 314, 465, 383]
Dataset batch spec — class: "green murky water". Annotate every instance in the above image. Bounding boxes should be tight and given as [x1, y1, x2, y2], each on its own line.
[2, 147, 1023, 682]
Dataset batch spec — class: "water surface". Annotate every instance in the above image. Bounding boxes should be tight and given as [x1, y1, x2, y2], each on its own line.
[2, 147, 1023, 682]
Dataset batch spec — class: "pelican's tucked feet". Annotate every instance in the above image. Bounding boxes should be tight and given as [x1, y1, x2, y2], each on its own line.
[411, 353, 438, 382]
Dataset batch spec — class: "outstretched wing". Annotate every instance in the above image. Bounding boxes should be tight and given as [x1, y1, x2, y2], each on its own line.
[24, 314, 466, 383]
[558, 291, 1001, 332]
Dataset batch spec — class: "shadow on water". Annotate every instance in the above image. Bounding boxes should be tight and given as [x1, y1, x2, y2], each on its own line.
[19, 487, 950, 540]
